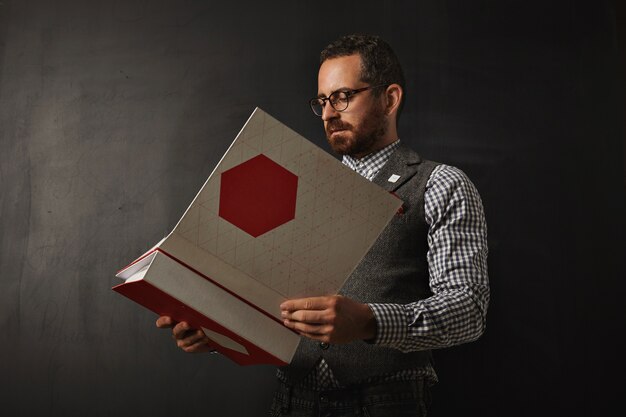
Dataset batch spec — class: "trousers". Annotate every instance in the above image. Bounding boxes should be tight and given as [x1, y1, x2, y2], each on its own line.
[268, 379, 430, 417]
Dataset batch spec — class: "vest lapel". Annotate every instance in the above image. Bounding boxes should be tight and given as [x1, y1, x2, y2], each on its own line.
[372, 144, 423, 192]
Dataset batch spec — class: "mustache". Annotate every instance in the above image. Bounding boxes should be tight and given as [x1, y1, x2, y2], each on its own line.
[325, 120, 352, 133]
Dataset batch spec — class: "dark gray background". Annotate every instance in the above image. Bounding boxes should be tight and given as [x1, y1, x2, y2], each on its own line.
[1, 0, 624, 416]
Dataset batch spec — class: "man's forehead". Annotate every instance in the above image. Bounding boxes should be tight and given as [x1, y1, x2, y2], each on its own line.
[317, 54, 363, 94]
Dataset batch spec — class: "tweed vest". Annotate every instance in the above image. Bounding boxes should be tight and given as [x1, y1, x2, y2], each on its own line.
[280, 145, 439, 385]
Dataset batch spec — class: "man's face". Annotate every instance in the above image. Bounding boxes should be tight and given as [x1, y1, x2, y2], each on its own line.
[317, 54, 387, 157]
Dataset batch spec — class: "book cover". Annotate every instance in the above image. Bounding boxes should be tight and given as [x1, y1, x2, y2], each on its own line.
[113, 107, 402, 366]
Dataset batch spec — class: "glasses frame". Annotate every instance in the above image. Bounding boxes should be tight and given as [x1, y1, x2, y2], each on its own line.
[309, 83, 390, 117]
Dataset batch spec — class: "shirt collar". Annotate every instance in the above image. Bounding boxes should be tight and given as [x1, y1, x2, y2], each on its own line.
[342, 140, 401, 181]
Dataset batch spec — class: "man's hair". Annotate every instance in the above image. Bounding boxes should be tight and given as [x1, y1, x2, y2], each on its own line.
[320, 34, 405, 122]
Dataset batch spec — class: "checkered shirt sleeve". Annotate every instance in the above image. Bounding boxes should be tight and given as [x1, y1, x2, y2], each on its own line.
[368, 164, 489, 351]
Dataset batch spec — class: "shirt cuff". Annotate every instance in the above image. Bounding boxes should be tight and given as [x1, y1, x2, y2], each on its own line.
[366, 303, 408, 346]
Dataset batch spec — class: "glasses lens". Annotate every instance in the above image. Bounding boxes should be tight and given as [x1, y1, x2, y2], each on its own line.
[330, 91, 349, 112]
[310, 98, 324, 116]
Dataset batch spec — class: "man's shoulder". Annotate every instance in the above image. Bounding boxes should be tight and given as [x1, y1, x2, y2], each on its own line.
[425, 164, 484, 212]
[427, 164, 473, 186]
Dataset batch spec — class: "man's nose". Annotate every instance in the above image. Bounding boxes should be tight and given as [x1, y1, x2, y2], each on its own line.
[321, 101, 339, 121]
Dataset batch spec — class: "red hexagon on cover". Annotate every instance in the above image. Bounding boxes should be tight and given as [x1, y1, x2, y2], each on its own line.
[219, 154, 298, 237]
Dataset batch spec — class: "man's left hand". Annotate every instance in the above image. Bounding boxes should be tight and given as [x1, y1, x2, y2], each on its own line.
[280, 295, 376, 344]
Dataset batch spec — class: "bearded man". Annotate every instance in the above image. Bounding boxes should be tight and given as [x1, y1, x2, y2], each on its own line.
[158, 34, 489, 417]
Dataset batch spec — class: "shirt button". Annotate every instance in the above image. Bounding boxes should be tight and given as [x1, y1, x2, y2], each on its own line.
[319, 342, 329, 350]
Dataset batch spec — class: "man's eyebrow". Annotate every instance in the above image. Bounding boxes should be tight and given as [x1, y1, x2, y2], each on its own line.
[317, 87, 350, 98]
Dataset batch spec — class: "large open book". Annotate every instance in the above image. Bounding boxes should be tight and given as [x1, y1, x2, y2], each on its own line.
[113, 108, 402, 366]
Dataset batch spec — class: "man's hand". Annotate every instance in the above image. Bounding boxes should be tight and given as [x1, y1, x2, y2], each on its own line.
[280, 295, 377, 344]
[155, 316, 214, 353]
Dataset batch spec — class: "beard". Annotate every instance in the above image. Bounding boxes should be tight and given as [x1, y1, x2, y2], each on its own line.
[325, 104, 388, 157]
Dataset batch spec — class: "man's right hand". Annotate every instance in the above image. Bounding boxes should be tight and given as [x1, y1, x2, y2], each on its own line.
[156, 316, 215, 353]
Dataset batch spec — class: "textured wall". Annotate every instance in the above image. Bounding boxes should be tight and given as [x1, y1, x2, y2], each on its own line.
[0, 1, 624, 416]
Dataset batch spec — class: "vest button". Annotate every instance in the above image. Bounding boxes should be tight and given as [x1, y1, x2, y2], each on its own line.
[319, 342, 329, 350]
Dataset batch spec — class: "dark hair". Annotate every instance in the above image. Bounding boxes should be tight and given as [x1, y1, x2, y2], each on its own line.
[320, 34, 405, 121]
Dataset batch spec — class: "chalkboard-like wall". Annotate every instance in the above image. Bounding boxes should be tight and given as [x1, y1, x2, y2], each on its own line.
[1, 1, 624, 416]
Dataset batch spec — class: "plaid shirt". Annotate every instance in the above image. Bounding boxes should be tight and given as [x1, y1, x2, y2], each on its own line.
[278, 140, 489, 389]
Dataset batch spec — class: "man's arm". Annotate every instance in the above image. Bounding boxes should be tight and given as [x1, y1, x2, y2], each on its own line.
[369, 165, 489, 351]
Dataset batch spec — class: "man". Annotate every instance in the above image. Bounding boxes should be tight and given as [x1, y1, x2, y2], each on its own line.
[157, 34, 489, 416]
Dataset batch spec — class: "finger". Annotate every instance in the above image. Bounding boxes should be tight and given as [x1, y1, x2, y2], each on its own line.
[284, 319, 331, 335]
[280, 297, 330, 312]
[172, 321, 195, 339]
[182, 337, 214, 353]
[156, 316, 176, 328]
[177, 331, 207, 349]
[282, 309, 328, 324]
[182, 340, 213, 353]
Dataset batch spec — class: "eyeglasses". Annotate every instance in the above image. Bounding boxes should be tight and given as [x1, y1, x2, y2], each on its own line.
[309, 84, 389, 117]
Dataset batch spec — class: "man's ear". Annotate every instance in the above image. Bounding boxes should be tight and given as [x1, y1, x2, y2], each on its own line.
[384, 83, 403, 118]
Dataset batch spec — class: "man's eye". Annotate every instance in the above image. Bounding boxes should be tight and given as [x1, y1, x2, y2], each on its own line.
[331, 93, 348, 104]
